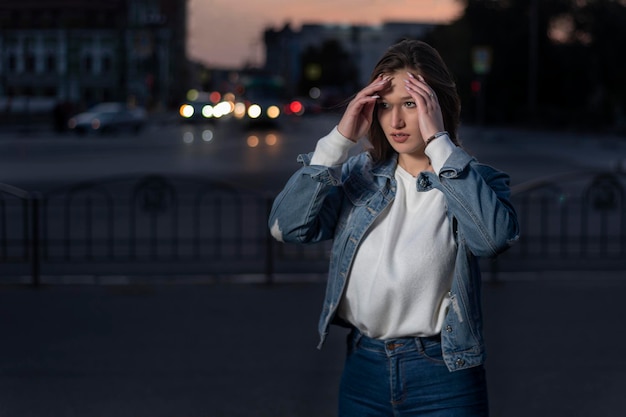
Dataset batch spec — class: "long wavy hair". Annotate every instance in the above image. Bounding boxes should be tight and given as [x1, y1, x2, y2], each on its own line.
[367, 39, 462, 163]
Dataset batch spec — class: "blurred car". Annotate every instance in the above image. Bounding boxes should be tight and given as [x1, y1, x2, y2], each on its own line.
[68, 102, 147, 134]
[234, 93, 284, 126]
[178, 100, 220, 122]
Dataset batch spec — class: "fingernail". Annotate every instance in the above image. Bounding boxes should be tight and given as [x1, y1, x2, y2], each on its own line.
[407, 72, 415, 78]
[418, 75, 425, 81]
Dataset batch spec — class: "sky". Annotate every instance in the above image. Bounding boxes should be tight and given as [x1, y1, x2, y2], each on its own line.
[186, 0, 464, 68]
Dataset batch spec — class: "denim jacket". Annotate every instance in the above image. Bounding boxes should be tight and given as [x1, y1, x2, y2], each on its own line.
[268, 146, 519, 372]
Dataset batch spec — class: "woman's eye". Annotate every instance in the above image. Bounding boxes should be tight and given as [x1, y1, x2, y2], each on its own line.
[378, 102, 390, 109]
[405, 101, 416, 108]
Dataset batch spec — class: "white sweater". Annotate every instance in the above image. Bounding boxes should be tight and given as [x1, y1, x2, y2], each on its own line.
[310, 128, 457, 339]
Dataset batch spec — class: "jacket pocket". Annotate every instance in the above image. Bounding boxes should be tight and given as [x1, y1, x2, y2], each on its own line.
[343, 175, 379, 206]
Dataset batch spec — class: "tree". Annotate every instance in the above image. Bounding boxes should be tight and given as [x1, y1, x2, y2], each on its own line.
[426, 0, 626, 131]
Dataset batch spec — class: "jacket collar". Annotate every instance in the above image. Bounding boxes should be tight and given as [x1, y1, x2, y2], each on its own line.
[370, 154, 398, 179]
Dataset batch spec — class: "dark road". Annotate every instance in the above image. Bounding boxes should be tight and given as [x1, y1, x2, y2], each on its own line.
[1, 273, 625, 417]
[0, 116, 625, 416]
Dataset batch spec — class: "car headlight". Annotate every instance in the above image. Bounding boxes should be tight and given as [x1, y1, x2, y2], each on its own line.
[201, 104, 214, 118]
[233, 102, 246, 119]
[180, 104, 195, 118]
[266, 105, 280, 119]
[247, 104, 262, 119]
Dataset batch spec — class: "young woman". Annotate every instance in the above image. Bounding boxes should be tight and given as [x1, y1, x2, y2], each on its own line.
[268, 39, 519, 416]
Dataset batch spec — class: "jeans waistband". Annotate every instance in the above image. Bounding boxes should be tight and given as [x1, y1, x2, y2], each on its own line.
[349, 327, 441, 357]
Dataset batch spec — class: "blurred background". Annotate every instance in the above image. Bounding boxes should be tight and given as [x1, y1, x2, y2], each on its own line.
[2, 0, 626, 131]
[0, 1, 625, 416]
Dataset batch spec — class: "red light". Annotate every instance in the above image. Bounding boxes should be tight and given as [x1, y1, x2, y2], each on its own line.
[471, 80, 481, 94]
[289, 100, 303, 115]
[209, 91, 221, 103]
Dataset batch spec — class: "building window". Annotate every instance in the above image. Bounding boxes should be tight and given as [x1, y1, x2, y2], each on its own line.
[46, 55, 56, 73]
[25, 53, 36, 72]
[102, 55, 112, 73]
[43, 87, 57, 97]
[8, 54, 17, 73]
[82, 55, 93, 73]
[103, 88, 114, 101]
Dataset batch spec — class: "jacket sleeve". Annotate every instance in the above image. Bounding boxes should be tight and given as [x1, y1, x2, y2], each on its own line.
[420, 147, 520, 258]
[268, 153, 346, 244]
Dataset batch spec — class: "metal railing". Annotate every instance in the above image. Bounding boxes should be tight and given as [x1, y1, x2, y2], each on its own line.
[0, 170, 624, 285]
[491, 169, 626, 275]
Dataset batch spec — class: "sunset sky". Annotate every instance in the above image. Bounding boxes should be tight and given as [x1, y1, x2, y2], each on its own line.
[186, 0, 464, 68]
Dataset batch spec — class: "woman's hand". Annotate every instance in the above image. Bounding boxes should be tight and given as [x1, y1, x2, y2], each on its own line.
[403, 72, 445, 143]
[337, 75, 391, 142]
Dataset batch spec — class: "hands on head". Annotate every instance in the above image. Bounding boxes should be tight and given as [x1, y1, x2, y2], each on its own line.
[337, 71, 445, 145]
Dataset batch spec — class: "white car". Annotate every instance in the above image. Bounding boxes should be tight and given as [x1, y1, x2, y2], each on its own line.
[68, 102, 147, 134]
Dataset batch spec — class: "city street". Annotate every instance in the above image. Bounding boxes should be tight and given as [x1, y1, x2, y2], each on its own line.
[3, 0, 626, 415]
[1, 274, 625, 417]
[1, 113, 625, 194]
[0, 115, 625, 417]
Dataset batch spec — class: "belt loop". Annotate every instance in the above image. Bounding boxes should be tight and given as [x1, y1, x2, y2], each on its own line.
[413, 336, 425, 354]
[351, 327, 363, 349]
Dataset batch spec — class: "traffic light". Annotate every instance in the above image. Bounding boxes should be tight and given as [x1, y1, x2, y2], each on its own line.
[471, 80, 481, 95]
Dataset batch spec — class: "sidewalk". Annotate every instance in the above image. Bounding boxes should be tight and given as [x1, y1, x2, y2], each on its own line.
[0, 272, 624, 417]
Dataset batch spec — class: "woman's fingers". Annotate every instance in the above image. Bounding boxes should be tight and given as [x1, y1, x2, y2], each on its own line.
[403, 72, 445, 141]
[338, 76, 391, 141]
[364, 74, 392, 95]
[404, 72, 436, 103]
[338, 96, 377, 140]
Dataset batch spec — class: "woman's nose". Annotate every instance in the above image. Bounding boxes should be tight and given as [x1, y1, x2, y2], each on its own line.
[391, 109, 405, 128]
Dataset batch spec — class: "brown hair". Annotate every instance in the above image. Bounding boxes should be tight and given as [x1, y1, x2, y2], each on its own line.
[367, 39, 461, 163]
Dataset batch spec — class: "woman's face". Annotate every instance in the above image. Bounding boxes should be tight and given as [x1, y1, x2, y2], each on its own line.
[376, 68, 426, 158]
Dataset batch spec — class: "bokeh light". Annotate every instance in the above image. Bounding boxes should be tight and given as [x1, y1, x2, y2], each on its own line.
[201, 104, 214, 118]
[180, 104, 194, 118]
[202, 129, 214, 142]
[233, 102, 246, 118]
[247, 104, 262, 119]
[266, 105, 280, 119]
[309, 87, 321, 99]
[209, 91, 221, 103]
[247, 135, 260, 147]
[187, 89, 199, 101]
[183, 131, 194, 143]
[265, 133, 278, 146]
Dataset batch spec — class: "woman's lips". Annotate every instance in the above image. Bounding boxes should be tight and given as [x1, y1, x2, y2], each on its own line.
[391, 133, 409, 143]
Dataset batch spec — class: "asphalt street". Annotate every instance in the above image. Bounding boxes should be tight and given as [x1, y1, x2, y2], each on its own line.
[1, 113, 625, 194]
[1, 272, 625, 417]
[0, 115, 625, 416]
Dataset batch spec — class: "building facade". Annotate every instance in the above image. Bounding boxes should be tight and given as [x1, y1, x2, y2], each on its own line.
[264, 21, 436, 97]
[0, 0, 187, 116]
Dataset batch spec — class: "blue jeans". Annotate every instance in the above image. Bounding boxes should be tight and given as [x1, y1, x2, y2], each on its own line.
[339, 328, 488, 416]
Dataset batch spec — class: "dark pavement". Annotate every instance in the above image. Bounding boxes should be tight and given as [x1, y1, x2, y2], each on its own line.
[1, 271, 625, 417]
[0, 117, 625, 416]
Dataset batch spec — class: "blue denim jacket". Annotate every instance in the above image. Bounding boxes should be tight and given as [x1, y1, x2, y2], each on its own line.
[268, 146, 519, 372]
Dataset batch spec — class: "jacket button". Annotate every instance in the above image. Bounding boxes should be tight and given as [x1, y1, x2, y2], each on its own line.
[445, 325, 453, 333]
[455, 358, 465, 367]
